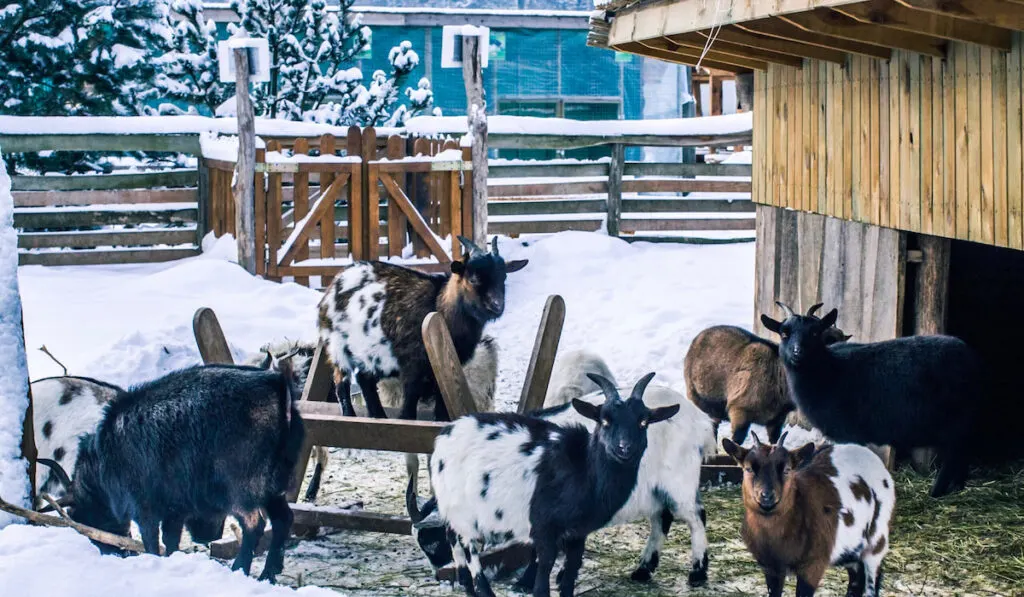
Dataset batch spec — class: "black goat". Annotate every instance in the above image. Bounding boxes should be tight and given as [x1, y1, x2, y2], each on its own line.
[761, 302, 984, 498]
[39, 362, 305, 582]
[317, 235, 526, 421]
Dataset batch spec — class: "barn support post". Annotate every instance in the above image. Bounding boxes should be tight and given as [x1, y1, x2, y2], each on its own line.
[606, 144, 624, 237]
[232, 48, 257, 275]
[462, 34, 488, 245]
[736, 72, 754, 112]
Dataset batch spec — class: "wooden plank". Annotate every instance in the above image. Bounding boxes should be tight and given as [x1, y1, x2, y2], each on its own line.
[879, 56, 891, 229]
[487, 220, 604, 235]
[737, 18, 893, 60]
[896, 0, 1024, 31]
[347, 128, 365, 261]
[490, 199, 608, 216]
[12, 188, 196, 207]
[615, 42, 747, 73]
[834, 1, 1013, 50]
[967, 44, 983, 243]
[781, 9, 947, 57]
[921, 56, 934, 236]
[669, 32, 805, 67]
[379, 173, 451, 264]
[192, 307, 233, 365]
[517, 295, 566, 414]
[14, 207, 197, 229]
[623, 179, 752, 194]
[908, 52, 922, 232]
[851, 55, 862, 221]
[798, 211, 826, 312]
[291, 503, 411, 535]
[619, 218, 758, 232]
[303, 413, 445, 453]
[890, 55, 902, 227]
[804, 58, 813, 215]
[278, 174, 350, 268]
[1008, 35, 1023, 250]
[291, 139, 311, 286]
[818, 61, 828, 214]
[622, 199, 755, 213]
[607, 144, 624, 237]
[714, 25, 849, 64]
[842, 59, 852, 220]
[753, 204, 778, 335]
[637, 39, 771, 71]
[449, 169, 463, 248]
[623, 163, 753, 178]
[386, 136, 407, 257]
[869, 57, 881, 225]
[993, 48, 1008, 247]
[955, 43, 970, 239]
[17, 228, 196, 249]
[267, 170, 283, 281]
[489, 181, 608, 198]
[12, 170, 197, 192]
[320, 134, 339, 268]
[980, 46, 995, 245]
[828, 63, 838, 217]
[0, 133, 200, 154]
[422, 312, 478, 419]
[489, 163, 609, 178]
[17, 247, 201, 267]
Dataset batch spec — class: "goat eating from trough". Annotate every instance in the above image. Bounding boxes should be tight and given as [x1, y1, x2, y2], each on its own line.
[723, 433, 895, 597]
[761, 302, 985, 497]
[317, 235, 526, 423]
[37, 359, 306, 583]
[684, 303, 851, 446]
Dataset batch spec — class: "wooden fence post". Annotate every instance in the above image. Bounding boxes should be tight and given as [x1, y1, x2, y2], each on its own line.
[320, 134, 338, 272]
[254, 148, 266, 277]
[232, 47, 257, 275]
[292, 138, 311, 287]
[517, 295, 566, 414]
[462, 34, 488, 246]
[422, 313, 477, 419]
[910, 234, 950, 473]
[346, 127, 363, 261]
[192, 307, 234, 365]
[607, 144, 624, 237]
[197, 158, 210, 245]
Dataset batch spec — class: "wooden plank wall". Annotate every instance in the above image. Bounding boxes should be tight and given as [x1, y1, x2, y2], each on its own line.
[753, 33, 1024, 251]
[753, 205, 906, 343]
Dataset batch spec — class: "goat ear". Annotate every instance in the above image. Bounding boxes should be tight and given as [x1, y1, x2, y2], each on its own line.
[450, 260, 465, 276]
[819, 308, 839, 329]
[647, 404, 680, 425]
[505, 259, 529, 273]
[721, 439, 748, 465]
[257, 350, 273, 370]
[760, 314, 783, 334]
[571, 398, 602, 422]
[841, 333, 852, 341]
[790, 442, 817, 468]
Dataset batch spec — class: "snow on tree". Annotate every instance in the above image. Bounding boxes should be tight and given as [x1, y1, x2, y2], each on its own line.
[0, 154, 32, 528]
[155, 0, 231, 116]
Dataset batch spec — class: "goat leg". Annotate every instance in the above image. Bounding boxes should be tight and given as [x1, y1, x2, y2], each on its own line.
[357, 371, 388, 418]
[258, 495, 294, 583]
[161, 516, 184, 555]
[231, 509, 266, 576]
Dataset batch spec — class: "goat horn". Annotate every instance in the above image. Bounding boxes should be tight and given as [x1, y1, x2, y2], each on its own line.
[490, 236, 499, 255]
[457, 235, 484, 256]
[806, 303, 824, 317]
[629, 372, 657, 402]
[586, 373, 620, 402]
[37, 458, 73, 492]
[775, 301, 795, 318]
[405, 475, 423, 524]
[258, 349, 273, 370]
[777, 431, 790, 447]
[750, 431, 764, 446]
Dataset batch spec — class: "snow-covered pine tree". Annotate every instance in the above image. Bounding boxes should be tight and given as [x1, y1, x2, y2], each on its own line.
[156, 0, 231, 116]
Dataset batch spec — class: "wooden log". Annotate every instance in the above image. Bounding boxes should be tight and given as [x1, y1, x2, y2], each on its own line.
[518, 295, 566, 414]
[422, 312, 478, 419]
[192, 307, 234, 365]
[0, 497, 149, 554]
[607, 144, 624, 237]
[463, 34, 489, 245]
[291, 503, 410, 535]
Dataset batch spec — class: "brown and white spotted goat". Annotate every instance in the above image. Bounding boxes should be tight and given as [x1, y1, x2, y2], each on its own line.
[723, 434, 895, 597]
[318, 236, 526, 421]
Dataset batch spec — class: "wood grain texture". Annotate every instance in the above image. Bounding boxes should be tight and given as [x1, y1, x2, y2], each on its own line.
[193, 307, 233, 365]
[517, 295, 566, 414]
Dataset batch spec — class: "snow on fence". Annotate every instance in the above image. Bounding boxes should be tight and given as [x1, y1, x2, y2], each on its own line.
[1, 114, 753, 270]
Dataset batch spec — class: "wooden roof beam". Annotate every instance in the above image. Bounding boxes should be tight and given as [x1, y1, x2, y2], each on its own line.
[666, 32, 806, 68]
[613, 42, 749, 73]
[639, 38, 772, 71]
[833, 0, 1013, 50]
[736, 18, 893, 60]
[895, 0, 1024, 31]
[780, 8, 947, 57]
[709, 26, 850, 65]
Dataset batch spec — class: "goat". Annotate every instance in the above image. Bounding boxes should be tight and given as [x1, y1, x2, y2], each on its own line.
[38, 361, 305, 582]
[427, 373, 680, 597]
[408, 375, 716, 588]
[684, 303, 851, 445]
[318, 236, 526, 423]
[31, 375, 227, 545]
[542, 349, 615, 406]
[723, 433, 894, 597]
[761, 302, 984, 498]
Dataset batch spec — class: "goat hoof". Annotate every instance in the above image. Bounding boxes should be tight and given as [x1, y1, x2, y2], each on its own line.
[688, 568, 708, 587]
[630, 568, 653, 583]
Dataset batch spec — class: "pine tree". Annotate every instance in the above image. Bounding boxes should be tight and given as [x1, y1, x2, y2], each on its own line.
[155, 0, 231, 116]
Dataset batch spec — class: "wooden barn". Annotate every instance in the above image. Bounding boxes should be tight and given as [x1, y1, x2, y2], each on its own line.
[590, 0, 1024, 455]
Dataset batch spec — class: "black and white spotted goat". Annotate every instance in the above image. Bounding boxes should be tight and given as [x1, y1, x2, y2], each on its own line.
[318, 236, 526, 422]
[428, 373, 681, 597]
[408, 354, 716, 588]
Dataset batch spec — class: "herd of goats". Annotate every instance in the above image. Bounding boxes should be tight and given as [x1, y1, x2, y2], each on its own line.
[24, 236, 989, 597]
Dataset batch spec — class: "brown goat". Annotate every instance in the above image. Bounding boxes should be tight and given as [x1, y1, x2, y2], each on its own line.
[723, 434, 894, 597]
[684, 303, 850, 445]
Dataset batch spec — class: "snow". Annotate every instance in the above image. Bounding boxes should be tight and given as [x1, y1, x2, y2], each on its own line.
[0, 154, 30, 528]
[199, 132, 266, 162]
[0, 116, 400, 139]
[0, 526, 338, 597]
[404, 112, 753, 138]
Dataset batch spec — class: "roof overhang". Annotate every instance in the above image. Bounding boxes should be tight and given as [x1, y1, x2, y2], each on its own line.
[590, 0, 1024, 71]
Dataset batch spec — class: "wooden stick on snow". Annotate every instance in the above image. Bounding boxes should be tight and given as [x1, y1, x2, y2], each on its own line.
[0, 496, 149, 554]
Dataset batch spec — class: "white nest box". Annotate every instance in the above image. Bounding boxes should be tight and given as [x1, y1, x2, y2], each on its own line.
[441, 25, 490, 69]
[218, 37, 271, 83]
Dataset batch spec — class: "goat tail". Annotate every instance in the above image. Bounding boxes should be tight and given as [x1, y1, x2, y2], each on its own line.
[688, 390, 728, 422]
